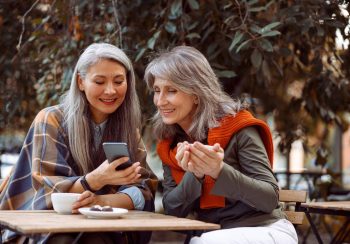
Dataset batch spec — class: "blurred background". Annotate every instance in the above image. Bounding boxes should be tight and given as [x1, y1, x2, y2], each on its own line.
[0, 1, 350, 243]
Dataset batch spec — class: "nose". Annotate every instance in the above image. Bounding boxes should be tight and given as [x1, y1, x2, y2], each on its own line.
[104, 82, 116, 95]
[155, 91, 167, 106]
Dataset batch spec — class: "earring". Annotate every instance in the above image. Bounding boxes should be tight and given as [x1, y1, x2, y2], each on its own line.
[194, 96, 199, 104]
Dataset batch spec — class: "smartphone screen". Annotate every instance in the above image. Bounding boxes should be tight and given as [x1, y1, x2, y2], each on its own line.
[102, 142, 133, 170]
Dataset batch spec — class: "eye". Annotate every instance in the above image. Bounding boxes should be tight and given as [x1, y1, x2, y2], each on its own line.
[114, 79, 125, 85]
[153, 87, 160, 93]
[94, 80, 104, 85]
[168, 88, 177, 93]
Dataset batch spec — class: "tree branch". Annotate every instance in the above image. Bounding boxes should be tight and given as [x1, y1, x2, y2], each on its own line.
[16, 0, 40, 51]
[112, 0, 123, 48]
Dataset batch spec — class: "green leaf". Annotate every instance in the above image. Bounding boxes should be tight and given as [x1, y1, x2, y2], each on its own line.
[207, 43, 218, 56]
[223, 2, 233, 10]
[105, 23, 114, 32]
[147, 31, 161, 50]
[261, 30, 281, 37]
[185, 33, 201, 39]
[249, 25, 261, 34]
[258, 39, 273, 52]
[28, 35, 36, 42]
[260, 22, 281, 33]
[187, 0, 199, 10]
[247, 0, 259, 6]
[165, 21, 177, 34]
[250, 49, 262, 69]
[229, 31, 244, 52]
[135, 48, 146, 62]
[265, 0, 274, 9]
[41, 16, 50, 24]
[170, 0, 182, 19]
[249, 6, 265, 12]
[216, 70, 237, 78]
[236, 39, 251, 53]
[187, 21, 199, 31]
[202, 24, 215, 41]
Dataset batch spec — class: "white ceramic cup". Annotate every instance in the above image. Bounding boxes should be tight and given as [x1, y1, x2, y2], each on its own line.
[51, 193, 81, 214]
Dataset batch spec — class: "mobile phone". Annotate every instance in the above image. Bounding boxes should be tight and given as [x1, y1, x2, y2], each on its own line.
[102, 142, 133, 170]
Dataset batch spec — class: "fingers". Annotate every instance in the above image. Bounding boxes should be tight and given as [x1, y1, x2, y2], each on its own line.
[72, 191, 94, 213]
[175, 141, 189, 163]
[189, 143, 212, 164]
[110, 157, 130, 168]
[188, 162, 204, 179]
[187, 142, 224, 177]
[191, 142, 216, 159]
[213, 143, 222, 152]
[113, 162, 142, 185]
[179, 150, 190, 170]
[188, 152, 207, 172]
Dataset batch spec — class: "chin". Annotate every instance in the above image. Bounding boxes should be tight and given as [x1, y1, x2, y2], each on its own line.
[162, 119, 176, 125]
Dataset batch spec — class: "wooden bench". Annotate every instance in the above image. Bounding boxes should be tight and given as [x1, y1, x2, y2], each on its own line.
[279, 189, 308, 225]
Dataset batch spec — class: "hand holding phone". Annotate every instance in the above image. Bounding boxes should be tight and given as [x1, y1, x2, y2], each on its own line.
[102, 142, 133, 170]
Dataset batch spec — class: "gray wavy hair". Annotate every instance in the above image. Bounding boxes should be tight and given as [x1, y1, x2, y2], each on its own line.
[144, 46, 244, 141]
[60, 43, 140, 174]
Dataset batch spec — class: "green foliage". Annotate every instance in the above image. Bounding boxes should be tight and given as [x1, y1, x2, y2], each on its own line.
[0, 0, 349, 154]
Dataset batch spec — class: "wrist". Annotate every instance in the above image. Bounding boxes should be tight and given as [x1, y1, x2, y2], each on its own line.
[84, 173, 101, 192]
[80, 175, 95, 192]
[194, 172, 204, 180]
[211, 162, 224, 179]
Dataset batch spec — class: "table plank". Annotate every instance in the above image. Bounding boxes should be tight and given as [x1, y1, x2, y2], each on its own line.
[0, 210, 220, 234]
[299, 201, 350, 244]
[301, 201, 350, 211]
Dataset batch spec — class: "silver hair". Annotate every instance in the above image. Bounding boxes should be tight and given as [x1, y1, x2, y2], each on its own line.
[144, 46, 244, 141]
[60, 43, 141, 174]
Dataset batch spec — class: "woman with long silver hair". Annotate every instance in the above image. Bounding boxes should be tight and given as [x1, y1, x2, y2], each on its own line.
[0, 43, 157, 243]
[144, 46, 297, 244]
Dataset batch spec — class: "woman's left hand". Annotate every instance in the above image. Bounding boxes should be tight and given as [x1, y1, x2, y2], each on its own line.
[188, 142, 224, 179]
[71, 190, 98, 213]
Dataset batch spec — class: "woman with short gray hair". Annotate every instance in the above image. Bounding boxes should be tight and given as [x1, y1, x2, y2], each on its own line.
[144, 46, 297, 244]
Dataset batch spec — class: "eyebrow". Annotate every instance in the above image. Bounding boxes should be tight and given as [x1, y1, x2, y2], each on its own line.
[92, 74, 126, 78]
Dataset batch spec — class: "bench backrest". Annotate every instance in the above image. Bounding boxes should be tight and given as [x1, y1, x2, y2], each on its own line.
[279, 189, 307, 225]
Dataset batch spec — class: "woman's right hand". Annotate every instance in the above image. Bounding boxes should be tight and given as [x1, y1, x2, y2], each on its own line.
[86, 157, 142, 190]
[176, 142, 204, 179]
[175, 142, 190, 171]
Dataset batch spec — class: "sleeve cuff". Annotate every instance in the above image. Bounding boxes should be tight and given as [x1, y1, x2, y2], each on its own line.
[119, 186, 145, 210]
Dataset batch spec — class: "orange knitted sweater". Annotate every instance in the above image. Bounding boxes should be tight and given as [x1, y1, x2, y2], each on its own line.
[157, 110, 274, 209]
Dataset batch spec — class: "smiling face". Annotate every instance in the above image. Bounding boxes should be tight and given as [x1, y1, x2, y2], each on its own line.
[153, 77, 198, 132]
[78, 58, 127, 124]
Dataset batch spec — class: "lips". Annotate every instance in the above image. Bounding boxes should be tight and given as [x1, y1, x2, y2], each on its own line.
[100, 98, 117, 105]
[159, 108, 175, 116]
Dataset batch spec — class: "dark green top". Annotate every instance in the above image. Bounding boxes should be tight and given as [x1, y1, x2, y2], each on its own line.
[162, 126, 286, 229]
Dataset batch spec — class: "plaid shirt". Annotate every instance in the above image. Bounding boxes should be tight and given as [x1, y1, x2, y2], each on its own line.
[0, 105, 157, 242]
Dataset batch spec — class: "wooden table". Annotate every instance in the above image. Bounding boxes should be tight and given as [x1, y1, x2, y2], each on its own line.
[299, 201, 350, 244]
[0, 210, 220, 242]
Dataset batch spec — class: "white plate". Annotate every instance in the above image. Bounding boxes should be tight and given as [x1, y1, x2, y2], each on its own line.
[79, 207, 128, 219]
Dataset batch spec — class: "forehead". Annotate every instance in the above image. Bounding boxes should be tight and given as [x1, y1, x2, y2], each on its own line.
[87, 59, 126, 75]
[153, 77, 175, 87]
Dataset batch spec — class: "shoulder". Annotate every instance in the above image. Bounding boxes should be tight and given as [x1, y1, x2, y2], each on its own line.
[33, 105, 64, 128]
[235, 126, 265, 148]
[237, 126, 260, 138]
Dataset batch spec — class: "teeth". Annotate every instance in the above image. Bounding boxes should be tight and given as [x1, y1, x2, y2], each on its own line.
[161, 109, 174, 113]
[101, 99, 115, 102]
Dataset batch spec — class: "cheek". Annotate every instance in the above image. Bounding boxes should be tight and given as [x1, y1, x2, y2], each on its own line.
[116, 83, 128, 97]
[153, 94, 158, 105]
